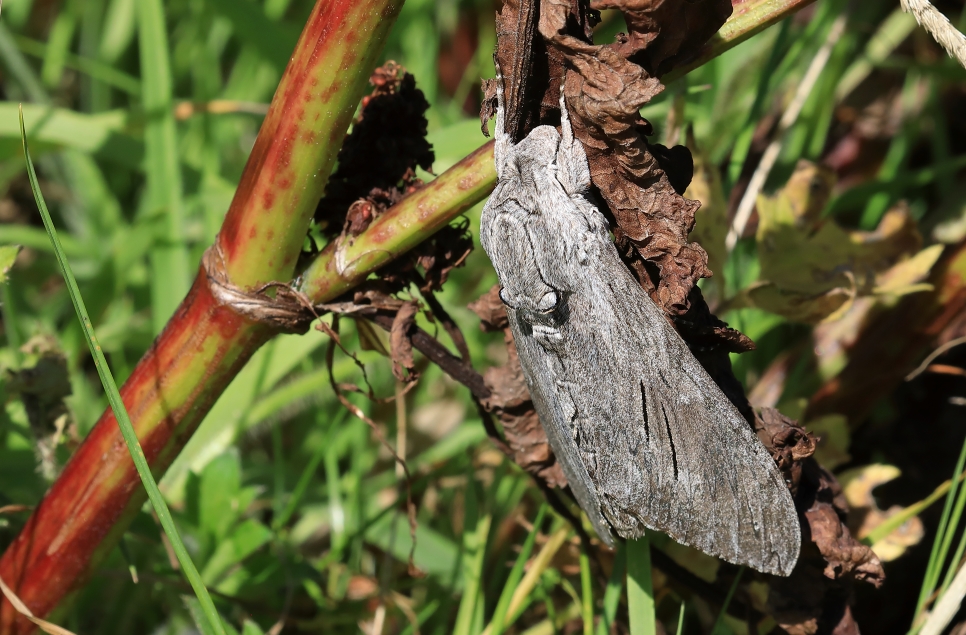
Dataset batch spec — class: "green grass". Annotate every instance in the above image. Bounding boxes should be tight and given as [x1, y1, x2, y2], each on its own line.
[0, 0, 965, 633]
[20, 106, 226, 635]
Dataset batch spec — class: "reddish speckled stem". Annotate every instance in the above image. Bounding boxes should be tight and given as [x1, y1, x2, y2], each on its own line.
[0, 1, 401, 631]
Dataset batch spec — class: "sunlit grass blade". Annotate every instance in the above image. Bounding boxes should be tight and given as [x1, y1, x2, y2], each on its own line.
[453, 478, 491, 635]
[675, 601, 686, 635]
[137, 0, 190, 332]
[596, 541, 626, 635]
[711, 567, 744, 635]
[484, 519, 570, 635]
[19, 105, 226, 635]
[487, 504, 548, 635]
[627, 535, 656, 635]
[912, 433, 966, 632]
[580, 546, 594, 635]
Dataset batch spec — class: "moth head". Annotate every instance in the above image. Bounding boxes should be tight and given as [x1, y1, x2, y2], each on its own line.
[499, 285, 566, 324]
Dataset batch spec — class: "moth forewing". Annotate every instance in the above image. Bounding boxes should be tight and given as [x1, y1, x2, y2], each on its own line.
[479, 75, 801, 576]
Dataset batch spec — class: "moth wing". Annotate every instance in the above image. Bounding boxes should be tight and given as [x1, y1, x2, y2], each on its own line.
[562, 243, 801, 576]
[509, 311, 615, 545]
[481, 198, 615, 545]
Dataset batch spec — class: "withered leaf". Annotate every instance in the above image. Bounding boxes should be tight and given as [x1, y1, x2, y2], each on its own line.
[592, 0, 733, 77]
[539, 0, 717, 313]
[390, 302, 419, 383]
[315, 62, 434, 233]
[756, 407, 817, 495]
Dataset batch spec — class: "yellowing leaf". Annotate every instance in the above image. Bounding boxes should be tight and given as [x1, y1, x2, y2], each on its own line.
[736, 281, 854, 324]
[0, 244, 21, 284]
[873, 244, 943, 296]
[839, 464, 924, 562]
[738, 161, 940, 324]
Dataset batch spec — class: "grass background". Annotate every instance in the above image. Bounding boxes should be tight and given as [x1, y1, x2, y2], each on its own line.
[1, 0, 966, 633]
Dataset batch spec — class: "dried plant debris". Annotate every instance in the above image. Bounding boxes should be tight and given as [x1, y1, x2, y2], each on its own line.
[310, 63, 478, 447]
[755, 408, 884, 634]
[315, 62, 434, 236]
[592, 0, 734, 77]
[536, 0, 730, 315]
[5, 336, 77, 480]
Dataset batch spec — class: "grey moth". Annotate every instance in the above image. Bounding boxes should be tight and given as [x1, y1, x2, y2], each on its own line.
[479, 68, 801, 576]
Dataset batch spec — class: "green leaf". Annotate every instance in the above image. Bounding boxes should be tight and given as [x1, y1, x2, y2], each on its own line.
[201, 519, 273, 585]
[0, 245, 22, 284]
[198, 451, 243, 540]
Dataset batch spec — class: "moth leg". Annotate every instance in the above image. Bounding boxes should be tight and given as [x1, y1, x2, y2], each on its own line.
[556, 89, 591, 196]
[492, 54, 512, 181]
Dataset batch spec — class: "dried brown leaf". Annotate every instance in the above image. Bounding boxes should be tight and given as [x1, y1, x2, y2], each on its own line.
[540, 0, 718, 313]
[390, 302, 419, 383]
[468, 284, 509, 331]
[591, 0, 733, 77]
[315, 62, 434, 232]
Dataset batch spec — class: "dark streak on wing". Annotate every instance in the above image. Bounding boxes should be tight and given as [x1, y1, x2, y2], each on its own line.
[660, 403, 678, 481]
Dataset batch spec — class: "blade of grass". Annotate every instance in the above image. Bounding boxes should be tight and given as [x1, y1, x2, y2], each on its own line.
[710, 567, 745, 635]
[0, 574, 76, 635]
[596, 542, 627, 635]
[920, 559, 966, 635]
[483, 521, 571, 635]
[912, 433, 966, 631]
[13, 34, 141, 94]
[486, 505, 548, 635]
[627, 536, 656, 635]
[675, 602, 686, 635]
[580, 547, 594, 635]
[863, 469, 966, 546]
[138, 0, 190, 333]
[19, 105, 226, 635]
[273, 410, 350, 531]
[454, 479, 491, 635]
[859, 71, 921, 229]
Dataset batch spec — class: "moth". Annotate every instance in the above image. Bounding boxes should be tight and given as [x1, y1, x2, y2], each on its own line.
[479, 69, 801, 576]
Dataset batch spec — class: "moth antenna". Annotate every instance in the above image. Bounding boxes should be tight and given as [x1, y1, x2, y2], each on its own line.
[493, 53, 509, 178]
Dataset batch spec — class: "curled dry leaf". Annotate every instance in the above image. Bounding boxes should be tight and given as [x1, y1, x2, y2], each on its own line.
[591, 0, 734, 77]
[767, 462, 884, 635]
[754, 408, 883, 633]
[390, 302, 419, 383]
[756, 407, 817, 496]
[539, 0, 728, 314]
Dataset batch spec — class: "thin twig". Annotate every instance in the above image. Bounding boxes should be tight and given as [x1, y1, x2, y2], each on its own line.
[725, 14, 847, 252]
[901, 0, 966, 68]
[907, 336, 966, 380]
